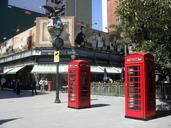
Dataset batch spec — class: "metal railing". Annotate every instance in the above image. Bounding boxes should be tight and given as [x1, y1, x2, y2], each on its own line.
[91, 82, 125, 96]
[91, 82, 171, 101]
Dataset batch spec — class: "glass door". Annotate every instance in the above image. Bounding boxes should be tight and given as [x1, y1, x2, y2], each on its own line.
[80, 71, 88, 101]
[127, 66, 141, 111]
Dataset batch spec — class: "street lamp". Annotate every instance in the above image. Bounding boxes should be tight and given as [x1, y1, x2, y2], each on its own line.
[42, 2, 65, 103]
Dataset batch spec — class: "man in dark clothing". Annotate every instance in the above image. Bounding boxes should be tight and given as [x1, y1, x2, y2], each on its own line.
[16, 79, 21, 95]
[31, 78, 37, 96]
[75, 26, 86, 48]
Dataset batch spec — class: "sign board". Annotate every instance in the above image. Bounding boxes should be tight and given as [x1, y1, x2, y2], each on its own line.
[54, 51, 60, 63]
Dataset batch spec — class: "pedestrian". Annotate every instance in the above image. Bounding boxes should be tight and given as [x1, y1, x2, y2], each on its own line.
[16, 78, 21, 95]
[45, 78, 48, 91]
[0, 76, 6, 90]
[103, 68, 108, 83]
[11, 78, 16, 92]
[39, 77, 46, 93]
[31, 77, 37, 96]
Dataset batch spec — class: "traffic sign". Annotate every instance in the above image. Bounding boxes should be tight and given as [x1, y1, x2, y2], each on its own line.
[54, 50, 60, 63]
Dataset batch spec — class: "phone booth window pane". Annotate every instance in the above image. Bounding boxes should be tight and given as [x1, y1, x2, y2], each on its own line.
[129, 83, 139, 87]
[129, 87, 140, 93]
[129, 71, 140, 76]
[128, 66, 140, 71]
[81, 72, 88, 101]
[128, 93, 141, 110]
[129, 77, 140, 82]
[70, 71, 76, 101]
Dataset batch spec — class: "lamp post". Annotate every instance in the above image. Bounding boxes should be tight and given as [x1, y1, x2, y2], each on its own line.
[48, 17, 64, 103]
[42, 2, 65, 103]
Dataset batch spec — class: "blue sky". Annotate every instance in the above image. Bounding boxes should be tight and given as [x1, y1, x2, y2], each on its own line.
[8, 0, 46, 13]
[92, 0, 103, 31]
[8, 0, 105, 31]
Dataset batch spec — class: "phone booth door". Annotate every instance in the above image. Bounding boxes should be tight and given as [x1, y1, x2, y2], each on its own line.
[125, 64, 143, 118]
[79, 69, 90, 107]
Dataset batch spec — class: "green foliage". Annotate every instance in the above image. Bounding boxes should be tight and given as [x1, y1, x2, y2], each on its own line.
[116, 0, 171, 68]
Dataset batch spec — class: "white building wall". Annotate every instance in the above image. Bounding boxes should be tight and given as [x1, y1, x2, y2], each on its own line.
[102, 0, 108, 32]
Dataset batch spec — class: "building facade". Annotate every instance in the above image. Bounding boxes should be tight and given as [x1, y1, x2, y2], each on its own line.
[0, 0, 43, 43]
[8, 0, 92, 26]
[0, 17, 122, 90]
[8, 0, 118, 32]
[92, 0, 118, 32]
[66, 0, 92, 26]
[107, 0, 119, 32]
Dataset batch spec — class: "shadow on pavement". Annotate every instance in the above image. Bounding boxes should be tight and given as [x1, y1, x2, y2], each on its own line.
[0, 117, 23, 125]
[91, 104, 110, 108]
[156, 103, 171, 119]
[0, 89, 49, 99]
[157, 110, 171, 118]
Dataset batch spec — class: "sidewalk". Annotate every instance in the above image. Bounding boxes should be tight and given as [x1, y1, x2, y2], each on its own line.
[0, 90, 171, 128]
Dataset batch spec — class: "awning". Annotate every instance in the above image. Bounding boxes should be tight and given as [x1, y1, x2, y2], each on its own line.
[3, 68, 13, 74]
[31, 64, 68, 74]
[98, 66, 122, 74]
[91, 66, 104, 73]
[7, 66, 25, 74]
[31, 64, 121, 74]
[93, 66, 121, 74]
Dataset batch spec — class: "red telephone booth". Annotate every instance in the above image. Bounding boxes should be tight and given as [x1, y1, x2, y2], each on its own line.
[125, 52, 156, 120]
[68, 60, 91, 109]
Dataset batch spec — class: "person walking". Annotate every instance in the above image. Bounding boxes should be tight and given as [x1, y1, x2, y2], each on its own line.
[45, 78, 48, 91]
[0, 76, 6, 90]
[11, 78, 16, 92]
[31, 78, 37, 96]
[16, 78, 21, 95]
[39, 77, 46, 93]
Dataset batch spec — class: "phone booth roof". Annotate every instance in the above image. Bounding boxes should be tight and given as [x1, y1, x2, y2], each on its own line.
[69, 60, 89, 63]
[68, 60, 90, 67]
[125, 52, 154, 64]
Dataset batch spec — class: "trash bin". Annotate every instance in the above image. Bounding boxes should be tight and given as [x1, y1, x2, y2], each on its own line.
[48, 81, 52, 91]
